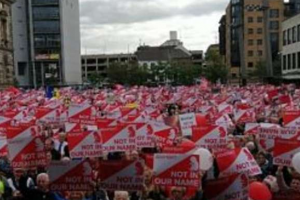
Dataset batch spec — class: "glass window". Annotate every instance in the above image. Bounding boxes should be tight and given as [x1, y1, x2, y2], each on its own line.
[248, 28, 254, 34]
[269, 21, 279, 30]
[248, 17, 254, 23]
[33, 21, 60, 33]
[288, 29, 292, 44]
[32, 0, 59, 5]
[293, 53, 297, 69]
[257, 28, 263, 34]
[248, 62, 254, 68]
[248, 51, 254, 57]
[270, 9, 279, 18]
[257, 39, 263, 45]
[248, 39, 254, 46]
[283, 30, 287, 46]
[298, 25, 300, 42]
[18, 62, 26, 76]
[288, 54, 291, 69]
[283, 55, 286, 70]
[33, 7, 59, 19]
[87, 59, 96, 65]
[298, 52, 300, 69]
[257, 17, 263, 23]
[293, 26, 297, 43]
[258, 50, 263, 56]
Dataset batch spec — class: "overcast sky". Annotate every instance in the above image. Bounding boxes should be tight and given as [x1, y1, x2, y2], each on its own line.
[79, 0, 228, 55]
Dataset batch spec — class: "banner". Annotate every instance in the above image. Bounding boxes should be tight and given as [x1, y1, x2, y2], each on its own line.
[273, 138, 300, 167]
[68, 104, 96, 125]
[98, 160, 144, 191]
[101, 125, 136, 152]
[179, 113, 197, 136]
[7, 125, 47, 168]
[216, 148, 261, 177]
[153, 154, 200, 188]
[204, 174, 248, 200]
[283, 110, 300, 127]
[191, 125, 227, 150]
[49, 160, 93, 191]
[135, 123, 155, 148]
[234, 109, 255, 124]
[258, 127, 299, 152]
[0, 136, 7, 157]
[68, 131, 102, 158]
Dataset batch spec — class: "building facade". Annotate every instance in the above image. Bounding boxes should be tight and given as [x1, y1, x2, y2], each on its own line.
[81, 54, 137, 82]
[136, 31, 203, 67]
[281, 13, 300, 79]
[12, 0, 82, 87]
[0, 0, 14, 88]
[223, 0, 285, 82]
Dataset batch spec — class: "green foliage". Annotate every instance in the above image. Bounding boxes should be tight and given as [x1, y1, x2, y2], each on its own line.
[204, 49, 228, 83]
[92, 60, 203, 86]
[252, 60, 267, 80]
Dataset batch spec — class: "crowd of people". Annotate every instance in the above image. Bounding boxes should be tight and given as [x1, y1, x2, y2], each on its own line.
[0, 83, 300, 200]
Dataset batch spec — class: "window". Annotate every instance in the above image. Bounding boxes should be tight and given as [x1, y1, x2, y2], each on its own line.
[283, 55, 286, 70]
[257, 28, 263, 34]
[288, 54, 291, 69]
[232, 73, 237, 78]
[248, 17, 254, 23]
[248, 51, 254, 57]
[298, 25, 300, 42]
[270, 9, 279, 18]
[257, 39, 263, 45]
[257, 17, 263, 23]
[288, 29, 292, 44]
[33, 21, 60, 33]
[293, 26, 297, 43]
[269, 21, 279, 30]
[17, 62, 26, 76]
[248, 39, 254, 46]
[87, 59, 96, 65]
[283, 30, 287, 46]
[298, 52, 300, 69]
[248, 28, 254, 34]
[293, 53, 297, 69]
[33, 7, 59, 19]
[248, 62, 254, 68]
[258, 50, 263, 56]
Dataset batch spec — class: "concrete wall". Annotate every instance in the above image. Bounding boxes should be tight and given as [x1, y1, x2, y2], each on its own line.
[60, 0, 82, 85]
[12, 0, 30, 86]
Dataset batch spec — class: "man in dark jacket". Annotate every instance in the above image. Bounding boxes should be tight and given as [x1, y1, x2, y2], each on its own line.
[24, 173, 56, 200]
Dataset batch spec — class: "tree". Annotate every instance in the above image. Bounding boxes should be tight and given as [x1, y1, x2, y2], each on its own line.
[251, 60, 267, 81]
[204, 49, 228, 83]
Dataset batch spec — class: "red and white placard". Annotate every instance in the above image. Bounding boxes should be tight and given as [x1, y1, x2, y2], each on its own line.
[153, 154, 200, 188]
[68, 131, 102, 158]
[273, 138, 300, 167]
[7, 125, 47, 168]
[191, 125, 227, 150]
[216, 148, 261, 177]
[49, 160, 93, 191]
[283, 110, 300, 127]
[135, 123, 155, 148]
[98, 160, 144, 191]
[101, 125, 136, 152]
[258, 127, 299, 152]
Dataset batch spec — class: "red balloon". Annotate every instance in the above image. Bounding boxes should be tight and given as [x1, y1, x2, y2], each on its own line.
[195, 114, 208, 126]
[249, 182, 272, 200]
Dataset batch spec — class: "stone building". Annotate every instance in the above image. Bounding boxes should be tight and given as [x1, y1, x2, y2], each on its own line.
[0, 0, 14, 87]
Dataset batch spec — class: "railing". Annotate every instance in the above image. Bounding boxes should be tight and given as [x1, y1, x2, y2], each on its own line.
[32, 0, 59, 5]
